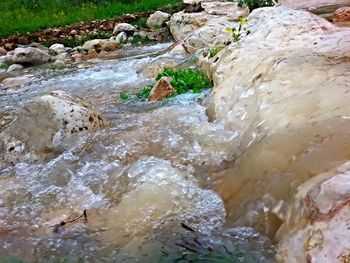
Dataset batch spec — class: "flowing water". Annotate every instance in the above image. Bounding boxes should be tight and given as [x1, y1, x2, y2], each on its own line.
[0, 43, 275, 262]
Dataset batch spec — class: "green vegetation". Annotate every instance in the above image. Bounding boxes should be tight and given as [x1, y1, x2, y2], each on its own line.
[119, 91, 129, 100]
[226, 17, 248, 42]
[132, 17, 148, 28]
[123, 67, 212, 101]
[136, 86, 152, 99]
[152, 24, 162, 30]
[0, 61, 11, 70]
[237, 0, 277, 10]
[209, 46, 225, 58]
[156, 67, 212, 94]
[0, 0, 181, 37]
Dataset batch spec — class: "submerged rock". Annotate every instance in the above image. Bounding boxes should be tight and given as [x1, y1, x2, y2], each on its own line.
[1, 90, 108, 164]
[147, 11, 171, 28]
[148, 76, 176, 101]
[5, 47, 51, 65]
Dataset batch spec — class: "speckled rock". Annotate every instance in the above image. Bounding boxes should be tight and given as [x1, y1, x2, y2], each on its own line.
[5, 47, 51, 65]
[276, 162, 350, 262]
[1, 90, 108, 164]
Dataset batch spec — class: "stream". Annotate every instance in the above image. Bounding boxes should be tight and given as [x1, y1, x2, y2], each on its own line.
[0, 43, 275, 262]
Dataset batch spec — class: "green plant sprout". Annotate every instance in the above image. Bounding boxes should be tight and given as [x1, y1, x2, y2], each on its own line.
[226, 17, 248, 42]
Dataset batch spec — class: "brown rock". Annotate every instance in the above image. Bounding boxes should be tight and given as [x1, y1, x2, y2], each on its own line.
[148, 77, 176, 101]
[0, 47, 7, 56]
[71, 52, 83, 62]
[86, 48, 98, 59]
[333, 6, 350, 24]
[17, 36, 29, 45]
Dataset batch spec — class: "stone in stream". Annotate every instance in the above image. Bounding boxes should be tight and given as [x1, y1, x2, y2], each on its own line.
[0, 90, 108, 164]
[148, 76, 176, 101]
[5, 47, 51, 65]
[1, 75, 33, 89]
[110, 32, 127, 44]
[147, 11, 171, 28]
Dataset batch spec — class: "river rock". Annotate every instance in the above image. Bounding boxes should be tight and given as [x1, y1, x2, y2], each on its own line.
[276, 162, 350, 262]
[55, 52, 69, 61]
[0, 47, 7, 56]
[1, 91, 108, 163]
[333, 6, 350, 25]
[148, 77, 176, 101]
[201, 1, 249, 16]
[7, 64, 24, 72]
[5, 47, 51, 65]
[49, 43, 65, 55]
[147, 11, 171, 28]
[111, 32, 127, 44]
[53, 59, 65, 68]
[82, 39, 120, 52]
[113, 23, 136, 35]
[1, 75, 33, 89]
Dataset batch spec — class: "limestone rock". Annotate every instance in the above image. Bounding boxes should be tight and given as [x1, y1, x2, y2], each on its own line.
[113, 23, 136, 35]
[86, 48, 98, 59]
[7, 64, 24, 72]
[1, 75, 32, 89]
[1, 90, 108, 163]
[148, 77, 176, 101]
[82, 39, 120, 52]
[333, 6, 350, 25]
[5, 47, 51, 65]
[0, 47, 7, 56]
[276, 162, 350, 262]
[147, 11, 171, 28]
[112, 32, 127, 44]
[55, 52, 69, 61]
[49, 43, 65, 55]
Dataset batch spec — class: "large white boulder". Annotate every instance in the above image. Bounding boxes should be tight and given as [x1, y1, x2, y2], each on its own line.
[147, 11, 171, 28]
[49, 43, 65, 55]
[5, 47, 51, 65]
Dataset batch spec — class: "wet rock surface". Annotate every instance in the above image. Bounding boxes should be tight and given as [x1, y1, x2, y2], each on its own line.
[148, 76, 176, 101]
[5, 47, 51, 65]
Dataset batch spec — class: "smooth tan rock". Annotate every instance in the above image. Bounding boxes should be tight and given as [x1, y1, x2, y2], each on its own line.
[7, 64, 24, 72]
[49, 43, 65, 55]
[148, 77, 176, 101]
